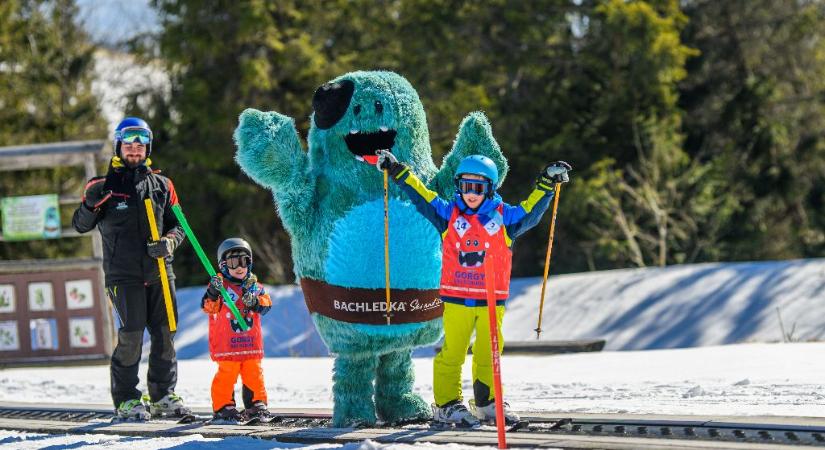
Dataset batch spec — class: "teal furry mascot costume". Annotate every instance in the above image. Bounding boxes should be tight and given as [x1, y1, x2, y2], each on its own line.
[234, 71, 507, 427]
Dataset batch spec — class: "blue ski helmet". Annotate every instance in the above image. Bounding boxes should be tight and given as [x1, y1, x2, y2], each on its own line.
[455, 154, 499, 185]
[113, 117, 153, 157]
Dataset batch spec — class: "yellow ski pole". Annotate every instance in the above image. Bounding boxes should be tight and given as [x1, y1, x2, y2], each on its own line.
[383, 168, 392, 324]
[144, 198, 176, 332]
[535, 183, 562, 339]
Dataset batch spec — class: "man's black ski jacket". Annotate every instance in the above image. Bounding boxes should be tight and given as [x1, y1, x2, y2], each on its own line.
[72, 160, 186, 286]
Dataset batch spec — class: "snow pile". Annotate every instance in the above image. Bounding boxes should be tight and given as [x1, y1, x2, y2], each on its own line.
[503, 258, 825, 349]
[166, 258, 825, 358]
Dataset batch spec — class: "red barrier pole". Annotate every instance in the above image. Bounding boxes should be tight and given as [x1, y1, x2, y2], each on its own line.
[484, 253, 507, 449]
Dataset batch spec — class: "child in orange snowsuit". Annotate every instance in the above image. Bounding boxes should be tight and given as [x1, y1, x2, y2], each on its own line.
[202, 237, 273, 422]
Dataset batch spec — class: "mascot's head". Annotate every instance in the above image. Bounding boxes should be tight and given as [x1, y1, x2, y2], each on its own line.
[307, 71, 437, 190]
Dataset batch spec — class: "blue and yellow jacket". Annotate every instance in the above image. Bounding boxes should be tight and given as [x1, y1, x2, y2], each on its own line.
[391, 166, 555, 306]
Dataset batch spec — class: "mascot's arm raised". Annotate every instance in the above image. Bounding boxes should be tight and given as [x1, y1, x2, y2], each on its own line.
[234, 108, 314, 225]
[428, 111, 509, 198]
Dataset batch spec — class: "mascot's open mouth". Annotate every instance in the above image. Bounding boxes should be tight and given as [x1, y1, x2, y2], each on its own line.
[459, 250, 486, 268]
[345, 129, 397, 164]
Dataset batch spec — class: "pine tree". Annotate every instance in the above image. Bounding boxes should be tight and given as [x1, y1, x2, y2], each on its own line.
[0, 0, 105, 261]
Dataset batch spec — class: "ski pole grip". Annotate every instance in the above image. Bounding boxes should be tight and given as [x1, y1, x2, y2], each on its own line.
[172, 204, 249, 331]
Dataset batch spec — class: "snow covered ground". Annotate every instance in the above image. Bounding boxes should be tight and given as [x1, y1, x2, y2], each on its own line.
[2, 342, 823, 417]
[0, 433, 473, 450]
[2, 342, 823, 448]
[2, 259, 825, 448]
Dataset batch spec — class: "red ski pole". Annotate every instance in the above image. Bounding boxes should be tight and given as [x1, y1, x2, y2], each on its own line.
[484, 251, 507, 449]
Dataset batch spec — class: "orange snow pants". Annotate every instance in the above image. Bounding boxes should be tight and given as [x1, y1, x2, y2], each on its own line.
[211, 359, 267, 412]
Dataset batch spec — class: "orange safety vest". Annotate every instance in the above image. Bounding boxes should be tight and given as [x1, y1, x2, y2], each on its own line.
[207, 280, 264, 361]
[440, 205, 511, 300]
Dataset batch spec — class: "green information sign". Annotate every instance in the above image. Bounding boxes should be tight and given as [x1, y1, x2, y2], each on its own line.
[1, 194, 61, 241]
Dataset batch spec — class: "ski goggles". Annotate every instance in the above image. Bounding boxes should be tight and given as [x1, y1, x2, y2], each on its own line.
[225, 254, 252, 269]
[119, 127, 152, 145]
[457, 178, 493, 196]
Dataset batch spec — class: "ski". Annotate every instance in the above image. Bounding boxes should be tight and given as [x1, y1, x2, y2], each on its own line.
[111, 414, 208, 425]
[382, 417, 431, 427]
[206, 416, 261, 426]
[174, 413, 206, 424]
[110, 416, 149, 424]
[475, 421, 527, 432]
[429, 420, 482, 431]
[505, 420, 530, 432]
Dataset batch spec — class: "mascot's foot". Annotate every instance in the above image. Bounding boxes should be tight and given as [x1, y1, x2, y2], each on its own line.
[376, 392, 432, 425]
[332, 412, 377, 429]
[331, 353, 379, 428]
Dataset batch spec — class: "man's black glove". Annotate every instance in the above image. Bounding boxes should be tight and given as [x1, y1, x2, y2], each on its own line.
[147, 237, 176, 258]
[205, 274, 224, 300]
[241, 274, 260, 309]
[538, 161, 572, 186]
[375, 150, 406, 178]
[82, 180, 112, 211]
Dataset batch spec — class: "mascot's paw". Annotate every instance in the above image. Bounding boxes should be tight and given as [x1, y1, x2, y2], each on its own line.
[236, 108, 295, 142]
[235, 108, 307, 191]
[376, 392, 432, 425]
[332, 406, 377, 428]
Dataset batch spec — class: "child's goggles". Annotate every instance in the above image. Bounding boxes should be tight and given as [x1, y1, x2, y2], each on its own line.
[457, 178, 492, 196]
[225, 254, 252, 269]
[119, 127, 152, 145]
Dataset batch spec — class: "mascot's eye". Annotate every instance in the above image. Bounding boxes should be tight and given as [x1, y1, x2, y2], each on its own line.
[353, 104, 362, 116]
[466, 239, 471, 246]
[473, 240, 479, 246]
[374, 101, 383, 114]
[312, 79, 355, 129]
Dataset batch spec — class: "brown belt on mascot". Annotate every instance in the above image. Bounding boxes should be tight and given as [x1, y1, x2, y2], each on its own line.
[301, 278, 443, 324]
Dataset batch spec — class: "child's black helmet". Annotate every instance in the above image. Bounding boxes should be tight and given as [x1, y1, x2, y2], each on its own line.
[217, 237, 252, 263]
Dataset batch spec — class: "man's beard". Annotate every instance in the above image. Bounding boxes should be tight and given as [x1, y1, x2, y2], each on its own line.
[123, 155, 145, 168]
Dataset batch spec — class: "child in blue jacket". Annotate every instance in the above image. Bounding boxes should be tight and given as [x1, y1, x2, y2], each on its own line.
[377, 150, 570, 426]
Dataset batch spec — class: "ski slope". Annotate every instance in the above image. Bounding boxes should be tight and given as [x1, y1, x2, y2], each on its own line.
[171, 258, 825, 359]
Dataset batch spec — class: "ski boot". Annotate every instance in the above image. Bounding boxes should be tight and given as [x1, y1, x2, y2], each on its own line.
[115, 398, 150, 421]
[211, 404, 243, 424]
[242, 401, 273, 422]
[146, 393, 192, 419]
[469, 400, 521, 426]
[431, 400, 480, 428]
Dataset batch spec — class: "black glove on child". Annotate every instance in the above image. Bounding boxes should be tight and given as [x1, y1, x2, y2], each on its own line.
[538, 161, 572, 188]
[147, 237, 176, 258]
[375, 150, 406, 178]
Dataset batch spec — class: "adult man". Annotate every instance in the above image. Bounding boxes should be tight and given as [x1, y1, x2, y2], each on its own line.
[72, 117, 188, 420]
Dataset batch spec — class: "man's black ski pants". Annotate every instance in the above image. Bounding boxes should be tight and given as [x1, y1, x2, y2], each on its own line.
[107, 282, 178, 407]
